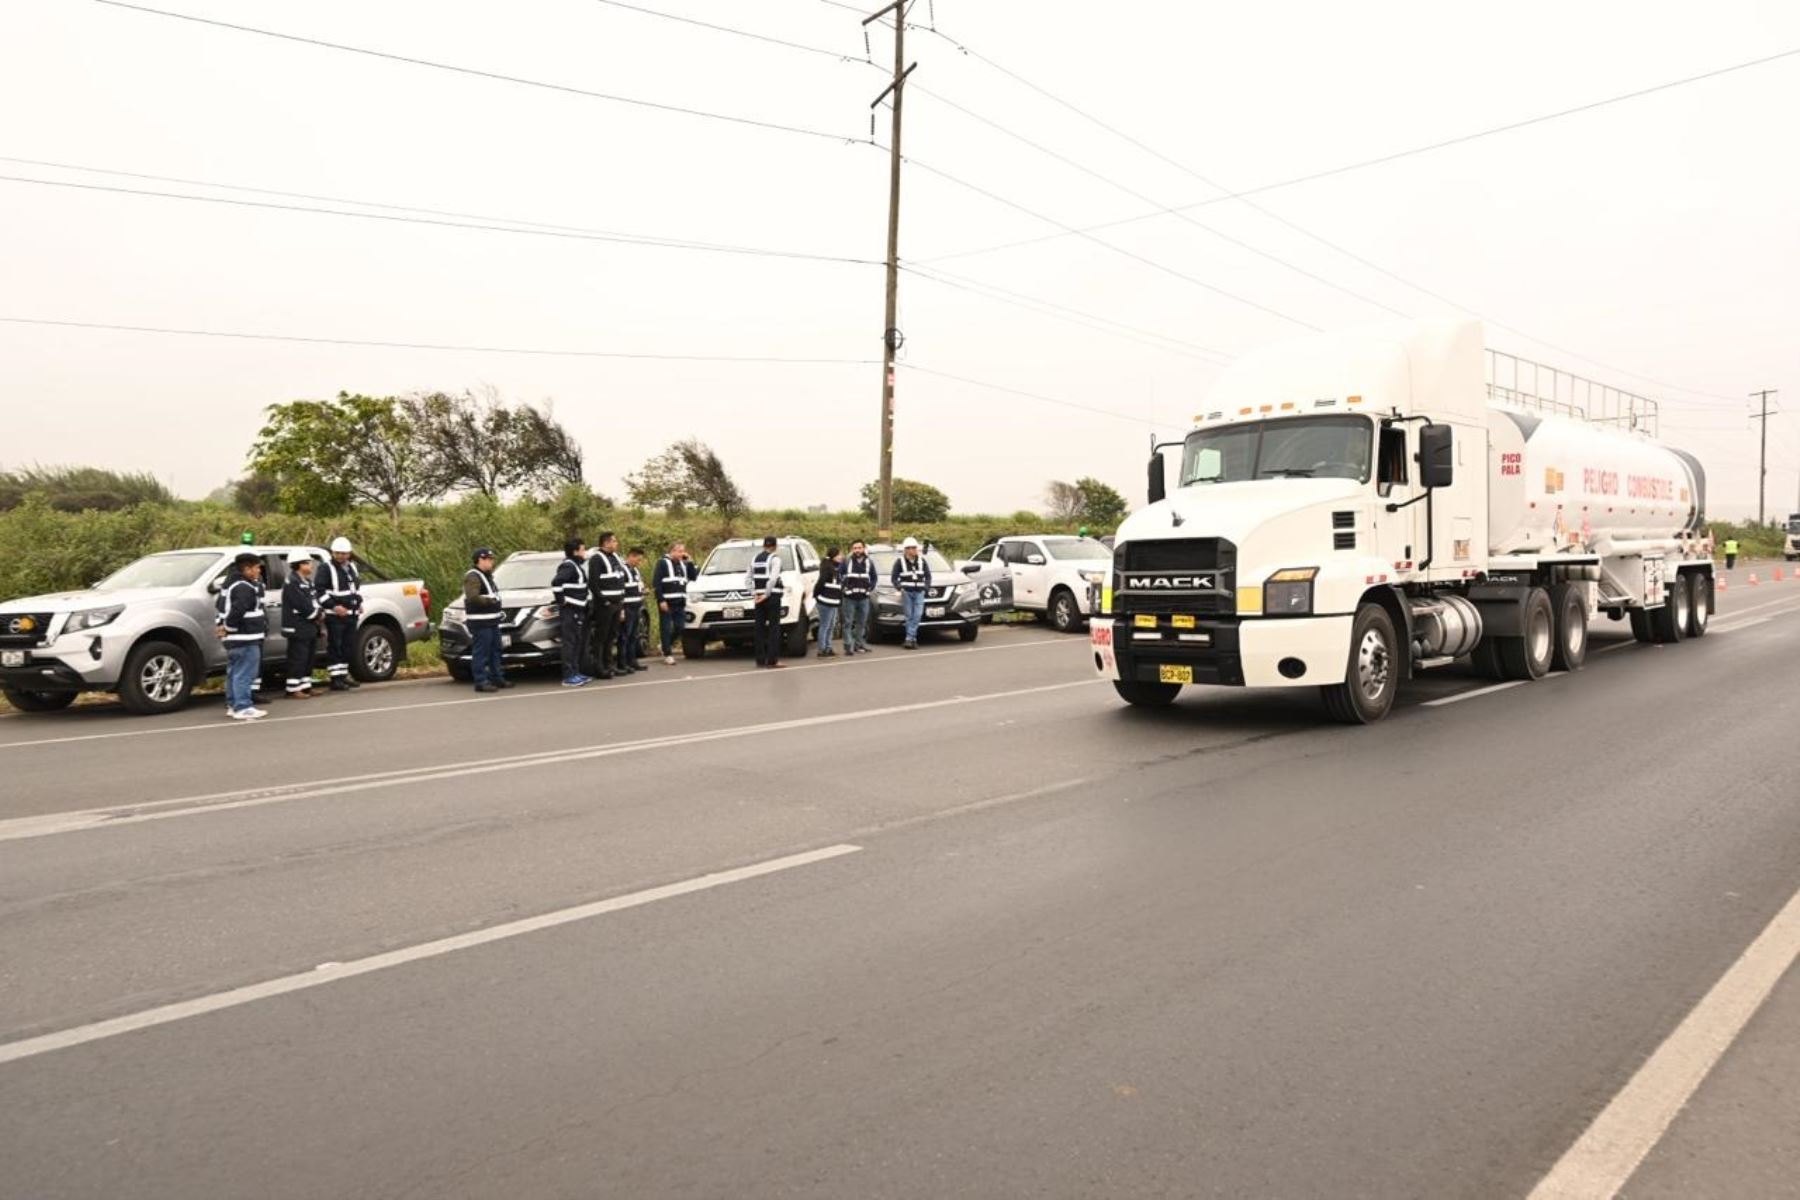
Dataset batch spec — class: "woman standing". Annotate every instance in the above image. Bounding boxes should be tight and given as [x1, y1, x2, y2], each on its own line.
[815, 547, 844, 657]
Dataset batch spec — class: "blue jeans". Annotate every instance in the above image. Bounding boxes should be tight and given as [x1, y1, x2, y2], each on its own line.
[817, 603, 839, 651]
[901, 591, 926, 642]
[841, 595, 871, 650]
[470, 621, 504, 686]
[660, 603, 685, 656]
[617, 606, 642, 668]
[226, 642, 262, 712]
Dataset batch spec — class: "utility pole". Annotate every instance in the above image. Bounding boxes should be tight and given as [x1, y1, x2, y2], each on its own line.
[865, 0, 914, 540]
[1749, 389, 1779, 525]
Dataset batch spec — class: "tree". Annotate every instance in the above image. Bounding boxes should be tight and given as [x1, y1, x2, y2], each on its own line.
[0, 465, 174, 512]
[231, 470, 283, 515]
[249, 393, 430, 521]
[1043, 480, 1083, 523]
[407, 386, 585, 499]
[859, 478, 950, 524]
[1074, 477, 1128, 529]
[624, 439, 746, 517]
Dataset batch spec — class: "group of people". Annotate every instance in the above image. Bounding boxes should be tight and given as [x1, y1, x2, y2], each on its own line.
[214, 536, 367, 721]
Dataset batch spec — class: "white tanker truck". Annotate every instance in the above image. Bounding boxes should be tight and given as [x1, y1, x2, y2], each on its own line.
[1091, 320, 1713, 723]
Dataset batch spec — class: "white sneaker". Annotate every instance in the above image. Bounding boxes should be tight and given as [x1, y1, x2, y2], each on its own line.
[664, 655, 676, 665]
[244, 707, 267, 720]
[226, 708, 248, 720]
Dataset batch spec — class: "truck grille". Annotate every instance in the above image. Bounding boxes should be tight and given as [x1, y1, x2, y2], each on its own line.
[1119, 537, 1233, 573]
[0, 613, 53, 647]
[1112, 538, 1236, 615]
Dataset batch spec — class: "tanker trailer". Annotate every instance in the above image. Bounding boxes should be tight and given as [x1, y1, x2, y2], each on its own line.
[1091, 319, 1713, 723]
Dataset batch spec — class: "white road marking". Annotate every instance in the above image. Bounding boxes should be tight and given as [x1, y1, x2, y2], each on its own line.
[1421, 680, 1526, 707]
[1527, 882, 1800, 1200]
[0, 679, 1100, 842]
[0, 631, 1075, 751]
[1714, 617, 1770, 633]
[0, 843, 863, 1067]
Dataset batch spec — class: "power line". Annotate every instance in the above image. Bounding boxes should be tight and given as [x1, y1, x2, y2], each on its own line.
[901, 363, 1153, 426]
[590, 0, 865, 62]
[93, 0, 858, 144]
[0, 316, 878, 364]
[0, 173, 879, 265]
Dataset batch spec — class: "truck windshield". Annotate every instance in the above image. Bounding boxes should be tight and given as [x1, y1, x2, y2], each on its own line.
[96, 552, 221, 590]
[1788, 517, 1800, 534]
[1180, 416, 1373, 486]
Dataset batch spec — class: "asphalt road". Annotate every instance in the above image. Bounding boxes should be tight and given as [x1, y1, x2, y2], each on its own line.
[2, 567, 1798, 1199]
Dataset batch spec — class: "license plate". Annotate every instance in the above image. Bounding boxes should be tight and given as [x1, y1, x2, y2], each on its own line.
[1133, 614, 1158, 629]
[723, 607, 744, 621]
[1158, 664, 1193, 684]
[1171, 614, 1196, 630]
[1, 650, 23, 668]
[926, 607, 946, 618]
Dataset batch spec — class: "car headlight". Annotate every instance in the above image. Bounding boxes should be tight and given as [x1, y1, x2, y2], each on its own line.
[442, 606, 466, 628]
[66, 605, 125, 632]
[1263, 567, 1318, 615]
[1078, 569, 1106, 584]
[534, 605, 559, 621]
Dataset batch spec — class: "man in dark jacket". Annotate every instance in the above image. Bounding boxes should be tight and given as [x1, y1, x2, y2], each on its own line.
[746, 536, 786, 668]
[892, 536, 932, 649]
[616, 548, 648, 673]
[280, 553, 324, 699]
[463, 547, 510, 693]
[653, 540, 697, 664]
[840, 540, 876, 655]
[551, 538, 591, 688]
[216, 552, 269, 720]
[585, 532, 628, 679]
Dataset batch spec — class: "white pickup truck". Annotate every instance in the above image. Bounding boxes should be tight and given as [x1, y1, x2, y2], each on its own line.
[960, 535, 1112, 632]
[0, 545, 432, 714]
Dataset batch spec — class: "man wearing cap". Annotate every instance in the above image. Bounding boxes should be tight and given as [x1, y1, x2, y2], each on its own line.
[746, 535, 786, 668]
[463, 547, 510, 693]
[216, 551, 269, 720]
[892, 536, 932, 650]
[318, 536, 363, 691]
[280, 553, 324, 699]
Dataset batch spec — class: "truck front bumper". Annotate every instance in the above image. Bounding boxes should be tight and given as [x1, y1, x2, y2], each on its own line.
[1092, 614, 1352, 688]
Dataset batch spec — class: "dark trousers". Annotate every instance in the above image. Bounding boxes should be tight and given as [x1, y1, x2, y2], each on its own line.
[588, 601, 622, 675]
[469, 621, 504, 687]
[324, 614, 356, 681]
[618, 606, 643, 668]
[559, 606, 587, 681]
[660, 603, 685, 656]
[1726, 553, 1737, 569]
[753, 596, 783, 665]
[284, 627, 318, 692]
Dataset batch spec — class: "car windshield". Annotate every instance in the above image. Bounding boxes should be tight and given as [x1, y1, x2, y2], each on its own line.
[1180, 416, 1373, 485]
[96, 552, 220, 591]
[1041, 537, 1111, 561]
[702, 545, 797, 575]
[871, 548, 952, 573]
[493, 558, 559, 590]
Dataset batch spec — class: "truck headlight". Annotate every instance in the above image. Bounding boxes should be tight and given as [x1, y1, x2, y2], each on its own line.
[66, 605, 125, 632]
[1263, 567, 1318, 616]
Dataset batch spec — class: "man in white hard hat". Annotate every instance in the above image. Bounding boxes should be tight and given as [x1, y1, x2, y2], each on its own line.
[891, 536, 932, 650]
[318, 536, 363, 690]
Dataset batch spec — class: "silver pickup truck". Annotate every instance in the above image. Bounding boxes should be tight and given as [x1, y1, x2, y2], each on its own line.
[0, 545, 432, 715]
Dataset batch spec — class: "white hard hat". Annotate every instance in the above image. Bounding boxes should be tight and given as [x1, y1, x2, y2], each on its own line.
[287, 552, 312, 566]
[329, 537, 353, 553]
[901, 536, 920, 549]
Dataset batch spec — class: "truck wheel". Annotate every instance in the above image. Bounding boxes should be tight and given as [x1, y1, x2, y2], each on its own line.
[1048, 588, 1082, 633]
[446, 659, 473, 683]
[1114, 679, 1181, 707]
[681, 633, 707, 660]
[1497, 588, 1555, 681]
[119, 639, 195, 715]
[2, 688, 77, 712]
[1685, 571, 1711, 638]
[1651, 575, 1689, 644]
[1549, 583, 1589, 672]
[783, 618, 810, 658]
[1320, 603, 1399, 724]
[958, 623, 979, 642]
[1629, 608, 1655, 644]
[352, 624, 402, 682]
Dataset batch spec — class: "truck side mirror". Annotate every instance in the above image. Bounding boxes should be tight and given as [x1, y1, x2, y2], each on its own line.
[1418, 424, 1454, 488]
[1147, 453, 1166, 504]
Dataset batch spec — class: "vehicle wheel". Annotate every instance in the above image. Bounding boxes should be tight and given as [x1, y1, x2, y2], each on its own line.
[1685, 571, 1711, 638]
[1497, 588, 1555, 680]
[1113, 679, 1181, 707]
[958, 623, 979, 642]
[1629, 608, 1655, 644]
[446, 659, 473, 683]
[1548, 582, 1589, 672]
[119, 639, 194, 715]
[1651, 574, 1689, 644]
[2, 688, 77, 712]
[1047, 588, 1082, 633]
[783, 618, 810, 658]
[352, 623, 402, 682]
[681, 633, 707, 660]
[1320, 603, 1399, 724]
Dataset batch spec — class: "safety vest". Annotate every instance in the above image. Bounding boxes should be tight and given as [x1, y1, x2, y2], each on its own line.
[656, 556, 693, 602]
[622, 563, 646, 606]
[217, 576, 268, 642]
[841, 555, 877, 595]
[1724, 540, 1739, 555]
[319, 559, 362, 614]
[553, 556, 590, 606]
[281, 575, 322, 633]
[749, 550, 784, 596]
[816, 566, 843, 607]
[588, 551, 627, 600]
[894, 555, 929, 592]
[463, 568, 504, 622]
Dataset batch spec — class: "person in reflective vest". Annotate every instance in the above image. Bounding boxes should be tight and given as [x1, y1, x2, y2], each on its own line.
[616, 548, 648, 673]
[815, 547, 843, 657]
[1724, 538, 1739, 569]
[463, 547, 510, 693]
[585, 531, 628, 679]
[552, 538, 591, 688]
[280, 553, 324, 699]
[654, 540, 697, 665]
[215, 551, 268, 720]
[892, 536, 932, 649]
[746, 535, 786, 668]
[839, 539, 877, 655]
[318, 536, 363, 690]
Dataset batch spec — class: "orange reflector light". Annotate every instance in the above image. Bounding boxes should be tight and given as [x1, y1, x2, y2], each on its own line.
[1347, 394, 1364, 405]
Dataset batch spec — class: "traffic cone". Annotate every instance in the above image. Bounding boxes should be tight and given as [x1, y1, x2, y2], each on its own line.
[1716, 575, 1727, 591]
[1747, 572, 1759, 586]
[1776, 567, 1786, 582]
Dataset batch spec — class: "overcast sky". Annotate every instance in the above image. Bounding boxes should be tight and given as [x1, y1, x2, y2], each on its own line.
[3, 0, 1797, 519]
